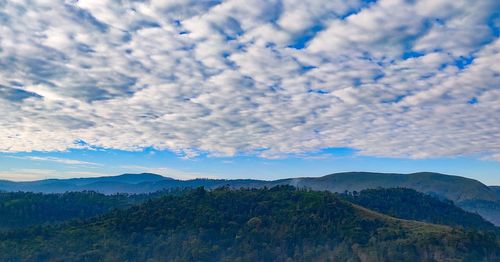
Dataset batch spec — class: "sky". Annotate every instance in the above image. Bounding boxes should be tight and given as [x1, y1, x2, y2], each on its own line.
[0, 0, 499, 184]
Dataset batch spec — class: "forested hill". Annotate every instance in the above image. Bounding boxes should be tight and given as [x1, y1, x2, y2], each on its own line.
[0, 187, 498, 261]
[341, 188, 497, 232]
[1, 171, 499, 226]
[0, 191, 129, 229]
[0, 187, 497, 232]
[0, 189, 187, 229]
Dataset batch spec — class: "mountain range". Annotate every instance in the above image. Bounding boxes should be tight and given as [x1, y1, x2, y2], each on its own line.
[1, 171, 499, 225]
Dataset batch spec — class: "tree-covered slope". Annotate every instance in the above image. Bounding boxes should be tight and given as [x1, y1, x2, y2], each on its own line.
[341, 188, 497, 232]
[1, 172, 498, 227]
[0, 191, 132, 229]
[0, 187, 496, 234]
[275, 172, 500, 226]
[0, 187, 498, 262]
[459, 200, 500, 228]
[0, 190, 187, 229]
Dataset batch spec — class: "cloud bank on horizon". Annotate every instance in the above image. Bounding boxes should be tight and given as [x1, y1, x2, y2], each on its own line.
[0, 0, 499, 160]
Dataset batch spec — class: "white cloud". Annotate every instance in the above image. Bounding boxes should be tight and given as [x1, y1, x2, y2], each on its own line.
[0, 169, 57, 181]
[0, 168, 110, 181]
[6, 156, 101, 166]
[0, 0, 498, 161]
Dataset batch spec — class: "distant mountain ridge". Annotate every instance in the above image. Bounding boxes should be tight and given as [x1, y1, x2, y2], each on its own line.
[64, 173, 170, 185]
[490, 186, 500, 197]
[1, 171, 499, 225]
[277, 172, 498, 202]
[0, 173, 170, 194]
[1, 172, 497, 201]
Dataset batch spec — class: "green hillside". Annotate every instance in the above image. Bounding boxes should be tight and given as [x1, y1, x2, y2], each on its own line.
[1, 187, 498, 261]
[340, 188, 497, 232]
[1, 172, 498, 226]
[0, 190, 186, 229]
[0, 191, 129, 229]
[275, 172, 500, 226]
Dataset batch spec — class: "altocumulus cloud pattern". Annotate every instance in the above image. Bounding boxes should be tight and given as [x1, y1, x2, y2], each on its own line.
[0, 0, 499, 159]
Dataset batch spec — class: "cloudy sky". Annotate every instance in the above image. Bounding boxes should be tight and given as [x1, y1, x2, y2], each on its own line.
[0, 0, 499, 184]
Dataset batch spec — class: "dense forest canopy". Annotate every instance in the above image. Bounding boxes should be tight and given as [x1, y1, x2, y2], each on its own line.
[340, 188, 497, 232]
[0, 186, 498, 261]
[2, 171, 498, 227]
[0, 189, 187, 229]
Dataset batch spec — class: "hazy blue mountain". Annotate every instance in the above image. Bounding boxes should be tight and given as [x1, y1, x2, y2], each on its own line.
[64, 173, 170, 185]
[1, 171, 499, 225]
[0, 173, 170, 193]
[0, 175, 267, 194]
[459, 200, 500, 227]
[276, 172, 498, 202]
[490, 186, 500, 197]
[5, 171, 496, 202]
